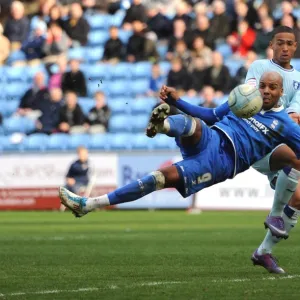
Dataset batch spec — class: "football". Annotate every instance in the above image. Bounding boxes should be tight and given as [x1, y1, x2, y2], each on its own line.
[228, 84, 263, 118]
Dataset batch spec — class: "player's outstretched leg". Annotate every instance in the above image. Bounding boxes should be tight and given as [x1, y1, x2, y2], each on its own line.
[251, 250, 285, 274]
[59, 165, 181, 217]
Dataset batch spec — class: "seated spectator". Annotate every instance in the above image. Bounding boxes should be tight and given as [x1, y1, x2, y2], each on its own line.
[232, 1, 258, 32]
[21, 20, 47, 62]
[200, 86, 217, 108]
[149, 63, 165, 96]
[203, 51, 231, 95]
[4, 1, 30, 50]
[187, 57, 206, 96]
[256, 3, 272, 23]
[167, 58, 191, 93]
[173, 40, 192, 71]
[62, 2, 90, 46]
[17, 72, 50, 117]
[227, 20, 256, 57]
[88, 91, 111, 133]
[122, 0, 147, 31]
[43, 22, 70, 63]
[253, 17, 274, 57]
[232, 51, 257, 87]
[192, 15, 215, 50]
[275, 1, 297, 26]
[209, 0, 230, 42]
[172, 1, 192, 28]
[0, 23, 10, 65]
[48, 55, 68, 89]
[58, 91, 87, 133]
[147, 4, 172, 39]
[36, 88, 63, 134]
[102, 26, 124, 63]
[48, 5, 64, 27]
[62, 58, 87, 97]
[82, 0, 107, 15]
[65, 146, 90, 194]
[190, 36, 212, 71]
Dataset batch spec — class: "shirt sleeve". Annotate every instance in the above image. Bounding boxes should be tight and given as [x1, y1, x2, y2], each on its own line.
[286, 91, 300, 114]
[245, 61, 260, 87]
[174, 99, 230, 125]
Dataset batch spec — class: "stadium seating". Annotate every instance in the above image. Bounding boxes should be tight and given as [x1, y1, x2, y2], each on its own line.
[131, 62, 152, 79]
[23, 133, 49, 151]
[131, 114, 149, 132]
[5, 66, 29, 83]
[109, 63, 132, 80]
[68, 134, 90, 150]
[152, 134, 177, 150]
[78, 97, 95, 115]
[131, 133, 153, 150]
[130, 79, 149, 96]
[109, 133, 132, 150]
[130, 98, 156, 114]
[0, 99, 19, 117]
[109, 115, 131, 132]
[85, 47, 104, 63]
[224, 59, 245, 77]
[3, 117, 35, 135]
[89, 133, 111, 150]
[47, 133, 70, 151]
[88, 31, 109, 47]
[86, 14, 110, 31]
[109, 99, 130, 115]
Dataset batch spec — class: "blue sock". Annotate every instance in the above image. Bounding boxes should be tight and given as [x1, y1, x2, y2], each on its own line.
[108, 174, 157, 205]
[166, 115, 194, 137]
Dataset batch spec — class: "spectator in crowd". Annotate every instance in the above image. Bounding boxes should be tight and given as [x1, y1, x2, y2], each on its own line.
[256, 3, 272, 23]
[191, 36, 213, 71]
[280, 14, 296, 29]
[149, 63, 165, 96]
[21, 20, 47, 62]
[192, 14, 215, 49]
[65, 146, 90, 194]
[17, 71, 50, 117]
[4, 1, 30, 50]
[87, 91, 111, 133]
[122, 0, 147, 30]
[173, 39, 192, 71]
[30, 0, 56, 31]
[276, 1, 297, 26]
[232, 51, 257, 87]
[62, 58, 87, 97]
[36, 87, 63, 134]
[232, 1, 258, 32]
[62, 2, 90, 46]
[209, 0, 230, 42]
[0, 23, 10, 65]
[167, 57, 191, 93]
[48, 55, 68, 89]
[203, 51, 231, 95]
[200, 86, 217, 109]
[102, 26, 124, 63]
[58, 91, 87, 133]
[227, 20, 256, 57]
[253, 17, 274, 57]
[172, 1, 192, 28]
[48, 4, 63, 27]
[193, 2, 208, 16]
[43, 22, 70, 63]
[147, 4, 172, 39]
[187, 57, 206, 96]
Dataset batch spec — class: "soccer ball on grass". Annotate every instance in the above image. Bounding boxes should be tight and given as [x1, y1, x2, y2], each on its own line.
[228, 84, 263, 118]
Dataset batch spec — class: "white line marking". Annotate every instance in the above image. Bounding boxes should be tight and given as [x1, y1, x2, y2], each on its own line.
[212, 274, 300, 283]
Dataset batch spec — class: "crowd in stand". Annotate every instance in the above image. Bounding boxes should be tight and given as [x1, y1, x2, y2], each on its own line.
[0, 0, 299, 135]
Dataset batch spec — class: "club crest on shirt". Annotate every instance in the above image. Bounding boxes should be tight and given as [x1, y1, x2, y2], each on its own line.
[271, 119, 279, 130]
[293, 80, 300, 90]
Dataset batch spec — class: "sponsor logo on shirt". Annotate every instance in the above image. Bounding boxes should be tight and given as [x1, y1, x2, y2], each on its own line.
[293, 80, 300, 90]
[243, 117, 269, 134]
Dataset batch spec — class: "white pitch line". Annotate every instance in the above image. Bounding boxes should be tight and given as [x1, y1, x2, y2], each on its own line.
[212, 274, 300, 283]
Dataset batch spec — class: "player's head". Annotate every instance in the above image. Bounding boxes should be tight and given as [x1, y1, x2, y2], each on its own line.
[259, 71, 283, 110]
[269, 26, 297, 64]
[77, 146, 88, 162]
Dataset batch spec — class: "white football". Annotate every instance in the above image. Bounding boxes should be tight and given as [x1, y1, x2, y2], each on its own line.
[228, 84, 263, 118]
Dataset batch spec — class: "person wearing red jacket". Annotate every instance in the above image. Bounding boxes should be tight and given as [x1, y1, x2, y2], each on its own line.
[227, 20, 256, 57]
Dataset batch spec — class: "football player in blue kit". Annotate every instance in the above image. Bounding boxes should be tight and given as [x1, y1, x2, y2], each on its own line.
[60, 71, 300, 276]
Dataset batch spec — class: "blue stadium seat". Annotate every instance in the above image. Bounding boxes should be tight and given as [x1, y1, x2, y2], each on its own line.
[109, 133, 132, 150]
[130, 99, 154, 115]
[68, 47, 86, 60]
[216, 43, 233, 59]
[88, 31, 109, 46]
[89, 133, 112, 150]
[85, 47, 104, 63]
[130, 79, 149, 96]
[5, 66, 29, 83]
[83, 63, 109, 81]
[3, 117, 35, 134]
[109, 63, 132, 80]
[118, 30, 132, 44]
[6, 50, 26, 65]
[68, 134, 90, 150]
[131, 114, 148, 132]
[0, 135, 24, 152]
[153, 134, 177, 149]
[78, 97, 95, 115]
[23, 133, 49, 151]
[109, 99, 130, 115]
[224, 59, 245, 77]
[87, 82, 106, 97]
[157, 43, 168, 59]
[27, 65, 48, 83]
[109, 10, 125, 27]
[0, 67, 6, 84]
[47, 133, 70, 150]
[159, 61, 171, 76]
[0, 99, 19, 117]
[86, 14, 110, 30]
[131, 133, 152, 150]
[5, 83, 29, 100]
[109, 115, 131, 132]
[107, 81, 131, 98]
[131, 62, 152, 79]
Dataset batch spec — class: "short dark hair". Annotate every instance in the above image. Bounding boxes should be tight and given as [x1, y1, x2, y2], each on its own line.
[272, 26, 296, 39]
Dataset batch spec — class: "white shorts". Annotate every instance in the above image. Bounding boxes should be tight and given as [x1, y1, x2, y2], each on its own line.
[251, 144, 286, 188]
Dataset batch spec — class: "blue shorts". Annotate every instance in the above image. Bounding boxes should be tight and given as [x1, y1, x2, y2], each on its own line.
[174, 121, 235, 198]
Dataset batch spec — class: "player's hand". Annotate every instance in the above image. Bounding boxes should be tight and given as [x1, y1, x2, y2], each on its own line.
[67, 178, 76, 186]
[288, 112, 300, 124]
[159, 85, 180, 103]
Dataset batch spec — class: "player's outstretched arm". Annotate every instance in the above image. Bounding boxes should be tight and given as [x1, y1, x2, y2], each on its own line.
[159, 85, 230, 125]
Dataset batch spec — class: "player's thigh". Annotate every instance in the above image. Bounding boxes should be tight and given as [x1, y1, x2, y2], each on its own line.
[288, 184, 300, 210]
[269, 144, 297, 171]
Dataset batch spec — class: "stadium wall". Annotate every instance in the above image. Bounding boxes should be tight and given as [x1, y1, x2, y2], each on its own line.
[0, 152, 274, 210]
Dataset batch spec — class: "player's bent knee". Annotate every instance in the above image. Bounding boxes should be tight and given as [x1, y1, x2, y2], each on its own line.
[150, 171, 166, 190]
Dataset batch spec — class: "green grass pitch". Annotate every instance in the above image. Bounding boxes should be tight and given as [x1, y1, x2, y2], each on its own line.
[0, 211, 300, 300]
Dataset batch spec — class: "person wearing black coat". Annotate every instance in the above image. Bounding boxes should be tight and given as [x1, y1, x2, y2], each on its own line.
[103, 26, 124, 62]
[147, 7, 172, 39]
[167, 58, 191, 92]
[122, 0, 147, 28]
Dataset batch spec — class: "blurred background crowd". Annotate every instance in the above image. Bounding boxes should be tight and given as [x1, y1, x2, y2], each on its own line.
[0, 0, 299, 150]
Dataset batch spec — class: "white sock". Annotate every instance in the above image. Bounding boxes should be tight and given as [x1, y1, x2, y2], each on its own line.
[84, 194, 110, 212]
[270, 169, 300, 216]
[257, 206, 300, 255]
